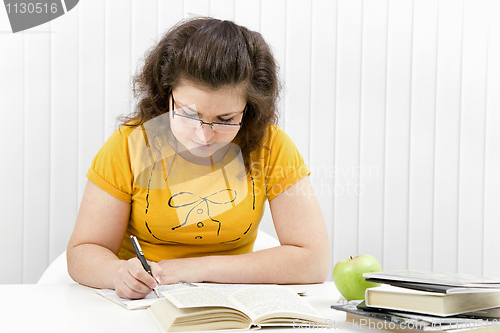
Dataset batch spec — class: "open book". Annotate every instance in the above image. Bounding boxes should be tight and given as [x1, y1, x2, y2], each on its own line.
[148, 284, 326, 332]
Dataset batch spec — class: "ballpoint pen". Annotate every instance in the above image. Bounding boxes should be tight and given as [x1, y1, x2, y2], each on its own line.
[130, 235, 160, 298]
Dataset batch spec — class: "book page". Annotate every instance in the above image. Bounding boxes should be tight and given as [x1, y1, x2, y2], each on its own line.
[95, 282, 254, 310]
[95, 283, 187, 310]
[227, 285, 324, 322]
[195, 283, 257, 296]
[369, 284, 446, 296]
[162, 286, 242, 310]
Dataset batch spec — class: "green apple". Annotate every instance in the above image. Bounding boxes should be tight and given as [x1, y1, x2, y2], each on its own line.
[333, 254, 382, 300]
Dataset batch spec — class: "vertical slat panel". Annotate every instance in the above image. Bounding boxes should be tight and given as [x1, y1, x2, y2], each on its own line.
[358, 0, 388, 265]
[131, 1, 159, 82]
[333, 0, 363, 261]
[259, 0, 287, 238]
[457, 0, 489, 276]
[105, 0, 132, 138]
[309, 0, 337, 271]
[483, 0, 500, 278]
[234, 0, 261, 33]
[127, 1, 159, 152]
[50, 7, 79, 262]
[0, 31, 24, 284]
[260, 0, 286, 129]
[383, 0, 413, 271]
[209, 0, 235, 20]
[407, 0, 438, 270]
[184, 0, 209, 17]
[433, 0, 463, 273]
[284, 0, 312, 162]
[78, 0, 105, 205]
[23, 22, 51, 283]
[158, 0, 184, 35]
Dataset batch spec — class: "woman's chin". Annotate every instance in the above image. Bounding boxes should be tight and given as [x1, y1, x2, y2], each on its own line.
[186, 142, 226, 158]
[188, 147, 213, 158]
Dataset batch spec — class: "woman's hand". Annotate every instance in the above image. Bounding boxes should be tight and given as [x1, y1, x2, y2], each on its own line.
[114, 258, 164, 299]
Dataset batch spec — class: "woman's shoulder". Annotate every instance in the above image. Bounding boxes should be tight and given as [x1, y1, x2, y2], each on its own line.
[262, 124, 293, 147]
[93, 123, 143, 156]
[106, 123, 141, 141]
[250, 124, 298, 161]
[118, 121, 141, 134]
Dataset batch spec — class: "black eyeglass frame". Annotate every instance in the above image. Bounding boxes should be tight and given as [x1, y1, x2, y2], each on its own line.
[171, 94, 246, 132]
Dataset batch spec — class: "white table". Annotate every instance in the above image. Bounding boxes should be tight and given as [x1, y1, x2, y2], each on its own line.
[0, 282, 351, 333]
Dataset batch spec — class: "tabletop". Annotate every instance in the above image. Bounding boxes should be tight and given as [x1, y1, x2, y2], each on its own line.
[0, 282, 355, 333]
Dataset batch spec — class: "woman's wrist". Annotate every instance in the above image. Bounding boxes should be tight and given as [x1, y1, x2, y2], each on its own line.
[104, 258, 128, 289]
[156, 256, 208, 284]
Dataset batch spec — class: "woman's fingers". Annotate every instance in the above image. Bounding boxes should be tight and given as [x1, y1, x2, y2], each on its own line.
[128, 258, 158, 288]
[149, 261, 164, 285]
[114, 258, 160, 299]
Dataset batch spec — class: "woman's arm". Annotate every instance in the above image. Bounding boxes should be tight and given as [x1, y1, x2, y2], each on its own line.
[157, 176, 331, 284]
[67, 180, 163, 299]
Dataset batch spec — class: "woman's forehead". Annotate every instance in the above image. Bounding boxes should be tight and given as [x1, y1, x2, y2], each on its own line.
[173, 82, 247, 115]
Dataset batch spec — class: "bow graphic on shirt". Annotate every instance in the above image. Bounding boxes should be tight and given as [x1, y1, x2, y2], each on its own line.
[168, 189, 237, 235]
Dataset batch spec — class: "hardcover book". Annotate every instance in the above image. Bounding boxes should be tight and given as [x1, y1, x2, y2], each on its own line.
[363, 270, 500, 289]
[364, 285, 500, 317]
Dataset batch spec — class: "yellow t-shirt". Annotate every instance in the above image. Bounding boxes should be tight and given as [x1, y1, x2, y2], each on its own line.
[86, 123, 309, 262]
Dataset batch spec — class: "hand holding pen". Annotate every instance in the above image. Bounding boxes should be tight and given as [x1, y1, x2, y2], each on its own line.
[113, 238, 163, 300]
[130, 235, 161, 298]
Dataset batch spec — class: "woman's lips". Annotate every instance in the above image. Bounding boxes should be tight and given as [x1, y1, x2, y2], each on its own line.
[191, 140, 213, 148]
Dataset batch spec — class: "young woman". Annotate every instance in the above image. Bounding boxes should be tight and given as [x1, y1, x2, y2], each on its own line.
[67, 17, 330, 300]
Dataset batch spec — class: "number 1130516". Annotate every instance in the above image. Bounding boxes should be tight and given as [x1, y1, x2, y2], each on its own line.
[6, 2, 58, 14]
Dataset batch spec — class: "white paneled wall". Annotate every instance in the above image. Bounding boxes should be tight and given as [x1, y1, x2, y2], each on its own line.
[0, 0, 499, 284]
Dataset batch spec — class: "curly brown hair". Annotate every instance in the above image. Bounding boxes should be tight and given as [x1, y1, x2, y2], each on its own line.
[122, 17, 281, 172]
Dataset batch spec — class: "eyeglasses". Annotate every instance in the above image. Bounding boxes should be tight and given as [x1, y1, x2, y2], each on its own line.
[171, 94, 245, 134]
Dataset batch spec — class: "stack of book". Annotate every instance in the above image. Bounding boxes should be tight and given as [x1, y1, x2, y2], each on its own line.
[332, 269, 500, 332]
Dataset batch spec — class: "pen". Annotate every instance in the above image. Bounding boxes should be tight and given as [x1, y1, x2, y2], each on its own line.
[180, 281, 198, 287]
[130, 235, 160, 298]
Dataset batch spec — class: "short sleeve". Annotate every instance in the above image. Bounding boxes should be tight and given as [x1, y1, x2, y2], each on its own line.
[86, 127, 134, 203]
[262, 127, 310, 201]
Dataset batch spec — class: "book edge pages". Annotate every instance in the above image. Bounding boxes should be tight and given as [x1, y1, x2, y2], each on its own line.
[363, 270, 500, 288]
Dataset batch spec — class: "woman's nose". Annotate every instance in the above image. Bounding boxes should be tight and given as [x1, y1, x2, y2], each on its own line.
[195, 123, 215, 142]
